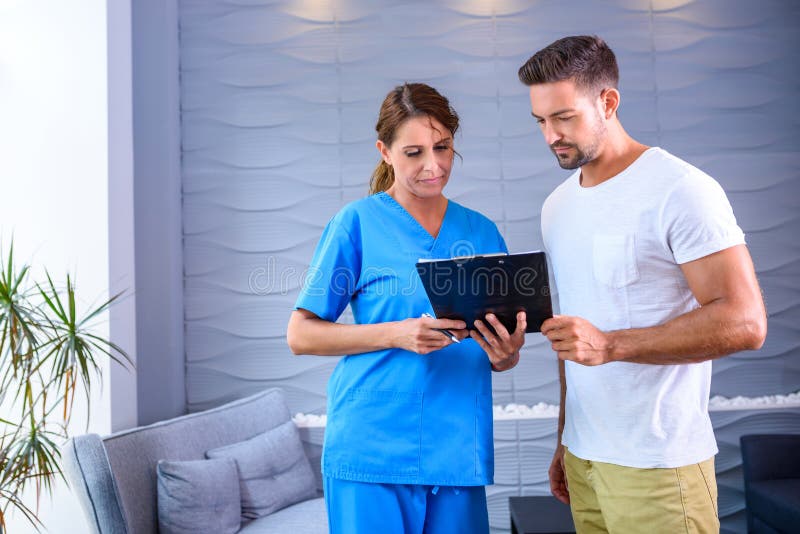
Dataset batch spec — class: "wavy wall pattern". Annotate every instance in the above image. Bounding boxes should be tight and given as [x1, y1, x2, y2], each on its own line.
[179, 1, 800, 532]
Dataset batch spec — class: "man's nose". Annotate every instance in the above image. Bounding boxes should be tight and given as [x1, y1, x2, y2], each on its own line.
[542, 122, 562, 146]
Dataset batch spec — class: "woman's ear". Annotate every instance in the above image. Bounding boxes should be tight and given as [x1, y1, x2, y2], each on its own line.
[376, 140, 392, 165]
[600, 88, 620, 119]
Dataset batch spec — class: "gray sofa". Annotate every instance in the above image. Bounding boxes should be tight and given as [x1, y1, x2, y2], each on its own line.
[63, 388, 328, 533]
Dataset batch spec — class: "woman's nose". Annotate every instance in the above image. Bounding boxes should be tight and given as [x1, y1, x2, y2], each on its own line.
[423, 153, 440, 172]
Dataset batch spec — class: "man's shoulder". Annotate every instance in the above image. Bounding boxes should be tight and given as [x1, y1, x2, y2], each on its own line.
[647, 149, 729, 201]
[542, 171, 580, 210]
[642, 147, 711, 181]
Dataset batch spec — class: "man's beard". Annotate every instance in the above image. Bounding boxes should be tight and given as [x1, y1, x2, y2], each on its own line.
[550, 117, 607, 170]
[551, 143, 595, 169]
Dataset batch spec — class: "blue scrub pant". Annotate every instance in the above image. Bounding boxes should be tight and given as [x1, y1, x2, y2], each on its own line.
[324, 477, 490, 534]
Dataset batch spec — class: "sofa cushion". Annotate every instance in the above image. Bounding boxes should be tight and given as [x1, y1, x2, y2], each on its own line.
[156, 458, 241, 534]
[747, 478, 800, 532]
[237, 497, 328, 533]
[206, 420, 317, 521]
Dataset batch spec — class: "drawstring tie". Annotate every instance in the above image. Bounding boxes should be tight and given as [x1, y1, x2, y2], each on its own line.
[430, 486, 460, 495]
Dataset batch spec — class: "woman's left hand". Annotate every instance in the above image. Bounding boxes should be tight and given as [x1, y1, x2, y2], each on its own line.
[470, 311, 526, 372]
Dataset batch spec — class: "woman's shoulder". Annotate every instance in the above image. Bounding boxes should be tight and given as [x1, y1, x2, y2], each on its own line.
[329, 194, 376, 222]
[447, 199, 499, 231]
[324, 194, 393, 239]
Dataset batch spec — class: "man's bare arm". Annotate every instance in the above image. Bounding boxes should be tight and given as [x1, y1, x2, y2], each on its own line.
[542, 245, 767, 366]
[548, 359, 570, 504]
[556, 359, 566, 441]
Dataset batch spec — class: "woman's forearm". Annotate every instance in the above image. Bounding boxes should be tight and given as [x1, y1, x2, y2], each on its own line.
[287, 309, 400, 356]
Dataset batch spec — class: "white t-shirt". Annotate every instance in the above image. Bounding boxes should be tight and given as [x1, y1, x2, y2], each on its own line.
[541, 147, 745, 468]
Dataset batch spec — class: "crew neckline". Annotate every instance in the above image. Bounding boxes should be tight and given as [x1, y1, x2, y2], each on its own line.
[574, 147, 660, 192]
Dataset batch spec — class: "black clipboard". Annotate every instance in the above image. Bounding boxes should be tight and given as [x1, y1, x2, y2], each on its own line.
[415, 251, 553, 334]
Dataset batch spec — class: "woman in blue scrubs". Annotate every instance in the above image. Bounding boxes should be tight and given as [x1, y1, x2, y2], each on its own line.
[287, 83, 526, 534]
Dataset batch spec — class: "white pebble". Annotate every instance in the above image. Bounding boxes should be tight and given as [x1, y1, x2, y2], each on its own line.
[293, 391, 800, 426]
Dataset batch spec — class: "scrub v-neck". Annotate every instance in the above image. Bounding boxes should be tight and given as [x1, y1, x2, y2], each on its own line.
[377, 191, 450, 253]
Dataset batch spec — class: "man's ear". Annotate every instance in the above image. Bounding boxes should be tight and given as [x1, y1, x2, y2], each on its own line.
[600, 88, 620, 119]
[376, 140, 392, 165]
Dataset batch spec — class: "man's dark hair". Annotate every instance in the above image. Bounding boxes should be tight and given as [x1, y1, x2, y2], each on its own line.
[518, 35, 619, 93]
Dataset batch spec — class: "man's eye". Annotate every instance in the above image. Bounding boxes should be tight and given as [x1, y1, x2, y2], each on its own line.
[559, 116, 573, 122]
[536, 119, 545, 125]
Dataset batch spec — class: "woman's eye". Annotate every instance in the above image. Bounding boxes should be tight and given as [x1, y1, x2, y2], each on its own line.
[405, 151, 421, 157]
[434, 145, 450, 151]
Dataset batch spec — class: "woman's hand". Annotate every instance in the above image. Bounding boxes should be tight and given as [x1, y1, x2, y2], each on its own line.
[470, 311, 526, 371]
[391, 316, 468, 354]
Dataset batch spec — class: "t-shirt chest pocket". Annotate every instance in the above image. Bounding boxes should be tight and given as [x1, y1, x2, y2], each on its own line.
[592, 234, 640, 288]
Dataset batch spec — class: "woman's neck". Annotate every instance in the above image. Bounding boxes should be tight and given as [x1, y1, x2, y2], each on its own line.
[386, 187, 448, 238]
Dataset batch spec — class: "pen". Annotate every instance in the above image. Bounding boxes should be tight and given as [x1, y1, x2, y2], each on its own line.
[421, 313, 461, 344]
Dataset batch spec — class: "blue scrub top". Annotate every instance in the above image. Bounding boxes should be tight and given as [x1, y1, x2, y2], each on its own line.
[295, 192, 507, 486]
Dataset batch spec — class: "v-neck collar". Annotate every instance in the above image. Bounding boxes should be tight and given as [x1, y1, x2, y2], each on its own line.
[376, 191, 451, 246]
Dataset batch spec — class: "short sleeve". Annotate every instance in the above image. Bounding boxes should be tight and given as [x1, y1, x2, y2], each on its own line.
[294, 215, 361, 322]
[471, 210, 508, 255]
[660, 173, 745, 265]
[496, 227, 509, 255]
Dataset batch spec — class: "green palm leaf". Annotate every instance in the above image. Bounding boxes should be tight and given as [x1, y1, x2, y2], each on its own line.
[0, 240, 131, 532]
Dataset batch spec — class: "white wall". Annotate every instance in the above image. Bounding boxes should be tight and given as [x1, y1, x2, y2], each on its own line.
[0, 0, 134, 531]
[131, 0, 185, 426]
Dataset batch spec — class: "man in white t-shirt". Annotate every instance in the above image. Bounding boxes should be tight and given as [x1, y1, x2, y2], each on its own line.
[517, 36, 767, 533]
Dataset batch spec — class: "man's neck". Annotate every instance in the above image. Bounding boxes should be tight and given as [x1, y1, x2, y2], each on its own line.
[580, 129, 649, 188]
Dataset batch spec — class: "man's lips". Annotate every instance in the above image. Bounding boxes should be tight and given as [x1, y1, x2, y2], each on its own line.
[551, 146, 574, 158]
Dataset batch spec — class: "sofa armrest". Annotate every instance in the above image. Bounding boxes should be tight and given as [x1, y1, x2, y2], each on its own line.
[62, 434, 129, 534]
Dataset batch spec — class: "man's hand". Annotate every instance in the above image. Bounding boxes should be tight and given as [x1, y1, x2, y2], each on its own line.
[549, 444, 570, 505]
[541, 315, 613, 366]
[470, 311, 526, 371]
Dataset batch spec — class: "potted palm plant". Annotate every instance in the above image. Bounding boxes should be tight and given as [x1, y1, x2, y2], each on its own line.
[0, 242, 131, 532]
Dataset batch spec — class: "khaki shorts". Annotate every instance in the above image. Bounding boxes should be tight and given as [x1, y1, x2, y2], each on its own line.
[564, 448, 719, 534]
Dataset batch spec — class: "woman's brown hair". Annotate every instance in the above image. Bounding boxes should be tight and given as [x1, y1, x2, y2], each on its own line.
[369, 83, 460, 195]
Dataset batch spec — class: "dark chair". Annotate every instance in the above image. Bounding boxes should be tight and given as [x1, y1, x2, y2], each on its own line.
[508, 496, 575, 534]
[740, 434, 800, 534]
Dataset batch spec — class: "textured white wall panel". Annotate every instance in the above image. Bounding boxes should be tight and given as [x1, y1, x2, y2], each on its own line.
[180, 1, 800, 531]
